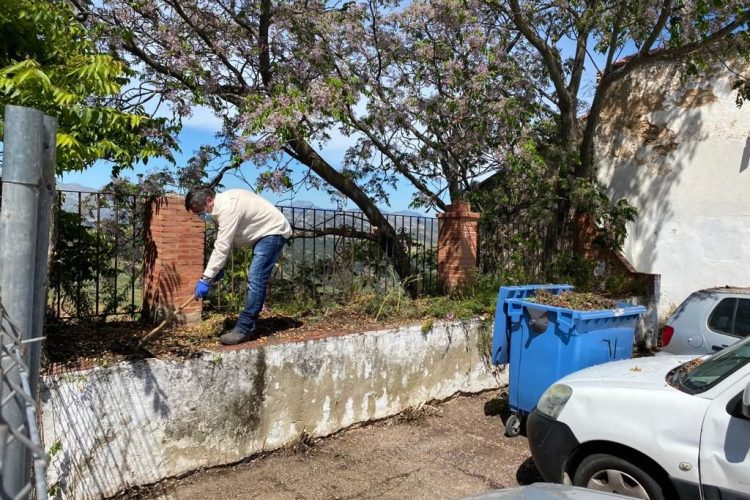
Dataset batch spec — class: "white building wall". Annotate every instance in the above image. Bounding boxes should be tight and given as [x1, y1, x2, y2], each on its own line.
[596, 61, 750, 317]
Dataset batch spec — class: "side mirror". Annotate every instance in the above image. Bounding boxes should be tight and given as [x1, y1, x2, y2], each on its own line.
[743, 381, 750, 419]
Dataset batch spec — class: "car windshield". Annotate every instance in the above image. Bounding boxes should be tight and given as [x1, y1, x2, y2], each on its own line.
[673, 336, 750, 394]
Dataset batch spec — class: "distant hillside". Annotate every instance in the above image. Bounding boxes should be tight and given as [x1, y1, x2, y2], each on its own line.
[390, 209, 425, 218]
[57, 182, 99, 193]
[282, 200, 319, 209]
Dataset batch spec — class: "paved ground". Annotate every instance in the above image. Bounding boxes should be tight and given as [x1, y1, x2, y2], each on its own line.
[130, 390, 542, 500]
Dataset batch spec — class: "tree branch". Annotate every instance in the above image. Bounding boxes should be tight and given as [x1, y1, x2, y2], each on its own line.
[291, 225, 379, 242]
[258, 0, 273, 88]
[567, 8, 593, 97]
[347, 109, 447, 211]
[507, 0, 572, 111]
[613, 11, 750, 82]
[215, 0, 258, 38]
[638, 0, 673, 58]
[604, 2, 628, 71]
[164, 0, 250, 89]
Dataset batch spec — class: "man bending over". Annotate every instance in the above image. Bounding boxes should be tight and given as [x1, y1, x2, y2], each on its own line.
[186, 187, 292, 345]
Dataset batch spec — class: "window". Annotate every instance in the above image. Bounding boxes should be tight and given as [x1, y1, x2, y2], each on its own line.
[709, 298, 736, 335]
[676, 337, 750, 394]
[733, 299, 750, 338]
[708, 298, 750, 339]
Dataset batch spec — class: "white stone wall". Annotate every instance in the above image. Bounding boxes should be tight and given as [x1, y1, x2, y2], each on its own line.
[596, 60, 750, 316]
[41, 319, 505, 499]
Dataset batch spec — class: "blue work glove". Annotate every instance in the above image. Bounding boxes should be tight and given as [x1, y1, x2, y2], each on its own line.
[194, 279, 211, 300]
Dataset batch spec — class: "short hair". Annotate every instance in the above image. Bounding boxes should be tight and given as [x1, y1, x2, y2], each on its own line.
[185, 187, 216, 211]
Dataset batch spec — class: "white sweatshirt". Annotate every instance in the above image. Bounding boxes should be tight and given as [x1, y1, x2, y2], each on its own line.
[202, 189, 292, 279]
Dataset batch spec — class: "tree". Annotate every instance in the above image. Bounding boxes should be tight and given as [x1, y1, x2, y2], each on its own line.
[298, 0, 542, 207]
[0, 0, 175, 173]
[487, 0, 750, 253]
[80, 0, 541, 289]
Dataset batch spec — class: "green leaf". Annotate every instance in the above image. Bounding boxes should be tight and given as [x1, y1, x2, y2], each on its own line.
[0, 0, 176, 173]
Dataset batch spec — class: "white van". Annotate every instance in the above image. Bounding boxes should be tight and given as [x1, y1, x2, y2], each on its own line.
[526, 336, 750, 500]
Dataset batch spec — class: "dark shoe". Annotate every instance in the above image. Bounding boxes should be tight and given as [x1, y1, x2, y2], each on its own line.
[219, 327, 255, 345]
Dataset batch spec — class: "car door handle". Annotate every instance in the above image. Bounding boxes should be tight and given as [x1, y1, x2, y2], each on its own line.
[712, 345, 728, 352]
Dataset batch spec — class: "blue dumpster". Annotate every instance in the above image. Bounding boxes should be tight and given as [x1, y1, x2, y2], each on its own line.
[492, 284, 646, 436]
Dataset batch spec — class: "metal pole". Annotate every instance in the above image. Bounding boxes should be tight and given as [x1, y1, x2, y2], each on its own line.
[0, 104, 44, 499]
[30, 115, 57, 396]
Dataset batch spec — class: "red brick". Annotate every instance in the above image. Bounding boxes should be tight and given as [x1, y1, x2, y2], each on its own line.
[143, 195, 204, 324]
[438, 204, 480, 291]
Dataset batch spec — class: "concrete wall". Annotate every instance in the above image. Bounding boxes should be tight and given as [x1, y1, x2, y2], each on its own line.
[41, 319, 504, 499]
[596, 60, 750, 317]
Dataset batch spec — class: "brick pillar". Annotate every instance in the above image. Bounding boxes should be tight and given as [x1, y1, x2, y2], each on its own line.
[437, 200, 480, 291]
[142, 195, 204, 324]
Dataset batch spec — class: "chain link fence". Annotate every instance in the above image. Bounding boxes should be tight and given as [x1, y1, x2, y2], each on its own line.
[0, 293, 48, 499]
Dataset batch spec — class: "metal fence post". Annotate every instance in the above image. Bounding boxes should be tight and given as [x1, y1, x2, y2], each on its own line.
[30, 115, 57, 397]
[0, 104, 45, 499]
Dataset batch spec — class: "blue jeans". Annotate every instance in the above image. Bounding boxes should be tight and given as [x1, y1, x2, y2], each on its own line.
[235, 234, 287, 333]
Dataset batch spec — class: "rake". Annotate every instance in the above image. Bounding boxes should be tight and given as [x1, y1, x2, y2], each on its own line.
[138, 295, 197, 349]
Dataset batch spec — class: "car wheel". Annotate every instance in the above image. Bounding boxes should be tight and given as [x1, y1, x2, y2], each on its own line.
[505, 414, 521, 437]
[573, 453, 665, 500]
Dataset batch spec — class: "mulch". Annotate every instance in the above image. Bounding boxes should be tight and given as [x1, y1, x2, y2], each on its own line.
[43, 310, 406, 374]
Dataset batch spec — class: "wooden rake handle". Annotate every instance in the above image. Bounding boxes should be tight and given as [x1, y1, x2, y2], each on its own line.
[139, 296, 197, 346]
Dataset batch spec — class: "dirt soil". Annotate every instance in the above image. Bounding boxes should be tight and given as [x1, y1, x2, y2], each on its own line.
[121, 390, 542, 500]
[43, 309, 408, 373]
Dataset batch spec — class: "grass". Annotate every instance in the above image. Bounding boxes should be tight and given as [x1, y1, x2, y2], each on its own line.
[45, 274, 502, 368]
[267, 282, 497, 327]
[299, 274, 497, 323]
[285, 432, 316, 454]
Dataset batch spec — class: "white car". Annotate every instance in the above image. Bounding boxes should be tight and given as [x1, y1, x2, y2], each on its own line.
[466, 483, 630, 498]
[660, 287, 750, 355]
[526, 336, 750, 500]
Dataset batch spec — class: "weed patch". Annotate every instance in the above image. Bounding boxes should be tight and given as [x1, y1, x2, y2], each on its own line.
[396, 402, 441, 424]
[285, 432, 316, 454]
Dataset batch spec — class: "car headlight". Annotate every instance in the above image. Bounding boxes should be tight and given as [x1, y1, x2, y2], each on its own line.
[537, 384, 572, 419]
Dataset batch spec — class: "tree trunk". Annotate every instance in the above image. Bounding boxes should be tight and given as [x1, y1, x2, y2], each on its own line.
[287, 137, 416, 295]
[254, 0, 413, 293]
[542, 103, 578, 264]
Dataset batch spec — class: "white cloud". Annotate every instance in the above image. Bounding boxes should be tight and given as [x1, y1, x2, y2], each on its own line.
[321, 126, 360, 158]
[183, 105, 224, 132]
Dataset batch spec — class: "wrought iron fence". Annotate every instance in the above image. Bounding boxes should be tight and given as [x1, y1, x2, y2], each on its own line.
[0, 183, 147, 323]
[205, 206, 439, 312]
[477, 210, 572, 280]
[1, 183, 438, 321]
[47, 188, 147, 322]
